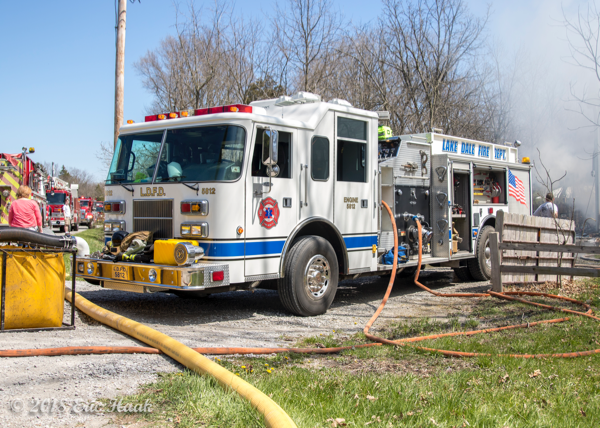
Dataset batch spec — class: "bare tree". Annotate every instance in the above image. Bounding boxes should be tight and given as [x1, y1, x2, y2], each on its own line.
[131, 0, 506, 146]
[273, 0, 343, 93]
[135, 1, 227, 113]
[381, 0, 490, 135]
[562, 3, 600, 128]
[96, 141, 114, 173]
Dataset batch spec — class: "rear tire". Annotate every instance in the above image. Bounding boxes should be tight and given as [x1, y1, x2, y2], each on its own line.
[59, 226, 65, 233]
[453, 266, 473, 282]
[467, 225, 493, 281]
[72, 223, 79, 231]
[278, 236, 339, 316]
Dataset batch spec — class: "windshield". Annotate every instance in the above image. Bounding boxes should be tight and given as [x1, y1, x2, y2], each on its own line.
[106, 131, 164, 184]
[80, 200, 89, 207]
[46, 192, 66, 205]
[106, 125, 246, 184]
[94, 205, 103, 212]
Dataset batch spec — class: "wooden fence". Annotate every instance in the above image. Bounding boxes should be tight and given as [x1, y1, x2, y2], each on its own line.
[494, 211, 576, 285]
[490, 211, 600, 291]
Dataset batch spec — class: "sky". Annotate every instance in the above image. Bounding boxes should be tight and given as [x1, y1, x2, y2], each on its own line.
[0, 0, 597, 188]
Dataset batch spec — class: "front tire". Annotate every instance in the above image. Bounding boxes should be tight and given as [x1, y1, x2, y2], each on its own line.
[278, 236, 339, 316]
[467, 225, 494, 281]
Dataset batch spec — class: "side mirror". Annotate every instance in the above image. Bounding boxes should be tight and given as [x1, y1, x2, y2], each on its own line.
[267, 165, 280, 177]
[262, 129, 279, 166]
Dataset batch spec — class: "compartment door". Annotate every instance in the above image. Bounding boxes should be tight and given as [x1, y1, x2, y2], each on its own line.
[333, 113, 377, 272]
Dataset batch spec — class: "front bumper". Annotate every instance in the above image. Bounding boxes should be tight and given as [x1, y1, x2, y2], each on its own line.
[52, 219, 65, 226]
[75, 258, 230, 292]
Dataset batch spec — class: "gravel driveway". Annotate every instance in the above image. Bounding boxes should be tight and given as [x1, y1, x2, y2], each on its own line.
[0, 269, 490, 427]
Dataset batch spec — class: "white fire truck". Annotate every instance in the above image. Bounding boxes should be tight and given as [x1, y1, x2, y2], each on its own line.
[76, 92, 532, 316]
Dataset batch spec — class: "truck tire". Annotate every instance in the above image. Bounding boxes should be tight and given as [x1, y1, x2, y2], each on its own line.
[453, 266, 473, 282]
[467, 225, 494, 281]
[278, 236, 338, 316]
[72, 222, 79, 231]
[59, 226, 65, 233]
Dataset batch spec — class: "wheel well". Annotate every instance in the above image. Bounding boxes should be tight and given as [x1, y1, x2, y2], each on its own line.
[282, 221, 347, 275]
[481, 217, 495, 230]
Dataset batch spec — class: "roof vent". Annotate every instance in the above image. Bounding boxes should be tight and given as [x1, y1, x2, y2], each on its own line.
[291, 92, 321, 104]
[275, 92, 321, 106]
[328, 98, 352, 107]
[274, 96, 295, 106]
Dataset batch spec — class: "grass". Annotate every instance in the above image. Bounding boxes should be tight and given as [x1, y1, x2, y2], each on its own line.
[113, 280, 600, 427]
[64, 226, 104, 278]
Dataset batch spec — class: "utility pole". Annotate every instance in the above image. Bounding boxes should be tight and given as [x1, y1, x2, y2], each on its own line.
[596, 128, 600, 233]
[114, 0, 127, 149]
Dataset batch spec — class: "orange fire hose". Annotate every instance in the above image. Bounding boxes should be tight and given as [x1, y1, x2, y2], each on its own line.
[367, 218, 600, 358]
[1, 202, 599, 360]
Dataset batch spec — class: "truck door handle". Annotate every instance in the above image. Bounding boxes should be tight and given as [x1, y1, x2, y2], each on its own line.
[435, 166, 447, 182]
[435, 192, 447, 207]
[437, 219, 448, 233]
[300, 164, 308, 207]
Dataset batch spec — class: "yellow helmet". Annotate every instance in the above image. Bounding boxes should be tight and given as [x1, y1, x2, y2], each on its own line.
[378, 126, 393, 140]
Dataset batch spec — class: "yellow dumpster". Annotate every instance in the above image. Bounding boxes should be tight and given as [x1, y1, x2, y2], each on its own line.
[0, 249, 66, 330]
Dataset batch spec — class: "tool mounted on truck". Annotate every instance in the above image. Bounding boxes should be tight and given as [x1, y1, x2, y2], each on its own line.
[77, 92, 532, 316]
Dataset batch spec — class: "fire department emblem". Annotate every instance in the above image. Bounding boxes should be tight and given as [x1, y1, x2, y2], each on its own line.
[258, 197, 280, 229]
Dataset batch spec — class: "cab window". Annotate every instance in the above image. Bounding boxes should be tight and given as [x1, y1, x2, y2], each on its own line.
[311, 136, 329, 180]
[252, 129, 292, 178]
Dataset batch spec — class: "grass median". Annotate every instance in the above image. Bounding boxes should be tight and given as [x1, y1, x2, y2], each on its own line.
[113, 280, 600, 427]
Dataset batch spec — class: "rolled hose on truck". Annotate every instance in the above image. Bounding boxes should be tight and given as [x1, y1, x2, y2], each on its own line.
[2, 205, 600, 425]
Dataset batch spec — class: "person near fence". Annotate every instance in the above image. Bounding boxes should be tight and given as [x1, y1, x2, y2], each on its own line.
[8, 185, 43, 232]
[533, 193, 558, 218]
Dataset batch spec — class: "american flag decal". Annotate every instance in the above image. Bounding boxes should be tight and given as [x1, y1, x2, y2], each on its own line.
[508, 169, 527, 206]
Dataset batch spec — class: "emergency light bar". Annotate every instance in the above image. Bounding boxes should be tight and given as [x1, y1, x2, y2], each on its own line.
[144, 104, 252, 122]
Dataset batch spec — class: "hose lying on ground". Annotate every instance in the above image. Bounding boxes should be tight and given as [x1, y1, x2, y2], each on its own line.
[60, 289, 297, 428]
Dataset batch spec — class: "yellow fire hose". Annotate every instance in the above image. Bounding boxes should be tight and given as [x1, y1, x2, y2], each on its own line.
[64, 288, 297, 428]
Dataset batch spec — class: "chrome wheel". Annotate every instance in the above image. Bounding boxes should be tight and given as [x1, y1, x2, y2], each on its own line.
[304, 254, 330, 298]
[484, 238, 491, 269]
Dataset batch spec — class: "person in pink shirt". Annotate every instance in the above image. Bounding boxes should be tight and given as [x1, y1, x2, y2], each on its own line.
[8, 185, 43, 232]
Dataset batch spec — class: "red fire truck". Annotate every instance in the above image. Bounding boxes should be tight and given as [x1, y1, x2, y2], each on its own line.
[94, 200, 105, 222]
[46, 177, 79, 233]
[78, 196, 97, 229]
[0, 148, 48, 228]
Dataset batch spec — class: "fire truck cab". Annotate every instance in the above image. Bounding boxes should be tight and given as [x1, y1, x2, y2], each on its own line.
[46, 178, 80, 232]
[78, 196, 97, 229]
[77, 92, 532, 316]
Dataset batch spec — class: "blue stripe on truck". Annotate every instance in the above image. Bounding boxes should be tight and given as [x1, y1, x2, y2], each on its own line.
[193, 235, 378, 258]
